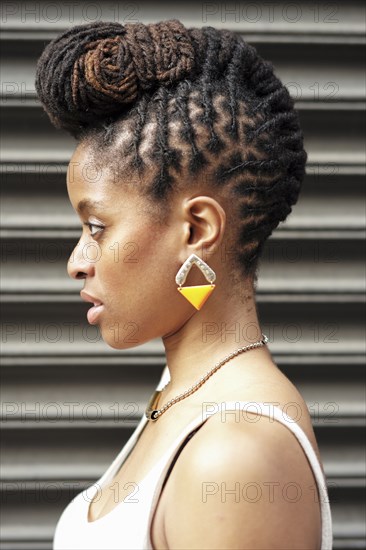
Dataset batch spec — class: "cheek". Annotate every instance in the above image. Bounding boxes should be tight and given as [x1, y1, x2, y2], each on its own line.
[96, 228, 182, 345]
[98, 230, 163, 291]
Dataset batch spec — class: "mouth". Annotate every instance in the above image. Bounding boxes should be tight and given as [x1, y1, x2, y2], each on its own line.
[80, 290, 104, 324]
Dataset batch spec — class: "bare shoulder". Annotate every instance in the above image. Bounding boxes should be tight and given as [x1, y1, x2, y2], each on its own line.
[162, 408, 322, 550]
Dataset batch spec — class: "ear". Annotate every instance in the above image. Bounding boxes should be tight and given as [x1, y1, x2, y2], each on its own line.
[179, 195, 226, 259]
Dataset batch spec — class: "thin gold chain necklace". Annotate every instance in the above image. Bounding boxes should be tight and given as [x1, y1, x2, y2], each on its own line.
[145, 334, 268, 421]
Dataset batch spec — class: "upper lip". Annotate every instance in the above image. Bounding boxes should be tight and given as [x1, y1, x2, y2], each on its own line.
[80, 290, 103, 306]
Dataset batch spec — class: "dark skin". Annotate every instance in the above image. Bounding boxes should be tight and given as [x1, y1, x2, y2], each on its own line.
[66, 140, 267, 395]
[67, 141, 323, 549]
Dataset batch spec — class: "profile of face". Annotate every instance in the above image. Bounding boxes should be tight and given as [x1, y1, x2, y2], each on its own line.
[66, 141, 226, 350]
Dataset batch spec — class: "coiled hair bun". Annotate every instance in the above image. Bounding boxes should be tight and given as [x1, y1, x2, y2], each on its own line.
[35, 19, 197, 135]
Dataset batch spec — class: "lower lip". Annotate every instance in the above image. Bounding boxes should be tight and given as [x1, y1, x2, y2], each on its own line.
[87, 304, 104, 324]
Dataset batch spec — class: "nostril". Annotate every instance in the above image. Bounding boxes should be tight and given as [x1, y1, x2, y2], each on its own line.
[75, 272, 87, 279]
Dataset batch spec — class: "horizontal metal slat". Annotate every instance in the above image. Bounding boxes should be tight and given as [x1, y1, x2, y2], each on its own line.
[1, 105, 365, 164]
[1, 422, 365, 482]
[2, 41, 365, 103]
[1, 239, 365, 295]
[1, 170, 365, 231]
[1, 0, 365, 39]
[2, 300, 365, 354]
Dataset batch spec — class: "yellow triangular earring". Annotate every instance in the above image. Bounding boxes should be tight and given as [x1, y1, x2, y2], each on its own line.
[176, 253, 216, 310]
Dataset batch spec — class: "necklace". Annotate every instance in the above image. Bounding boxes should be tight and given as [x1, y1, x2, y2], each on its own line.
[145, 333, 268, 421]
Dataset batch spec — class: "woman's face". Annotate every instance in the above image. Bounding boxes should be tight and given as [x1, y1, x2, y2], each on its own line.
[66, 141, 190, 349]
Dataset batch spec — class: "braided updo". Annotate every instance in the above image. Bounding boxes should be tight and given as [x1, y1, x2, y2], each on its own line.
[35, 19, 307, 287]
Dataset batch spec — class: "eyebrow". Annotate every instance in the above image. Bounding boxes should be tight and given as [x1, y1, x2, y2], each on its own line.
[76, 199, 106, 214]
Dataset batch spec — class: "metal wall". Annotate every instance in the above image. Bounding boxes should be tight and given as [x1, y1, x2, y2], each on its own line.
[1, 2, 365, 548]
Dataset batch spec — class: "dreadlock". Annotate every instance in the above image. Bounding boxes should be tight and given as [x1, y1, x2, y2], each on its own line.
[35, 19, 307, 288]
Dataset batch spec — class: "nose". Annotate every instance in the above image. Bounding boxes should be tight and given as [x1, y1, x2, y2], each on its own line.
[67, 239, 96, 280]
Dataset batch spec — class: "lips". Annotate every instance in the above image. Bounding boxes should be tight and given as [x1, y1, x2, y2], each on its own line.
[80, 290, 104, 324]
[80, 290, 103, 306]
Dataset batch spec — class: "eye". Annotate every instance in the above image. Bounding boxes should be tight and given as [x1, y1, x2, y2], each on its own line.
[83, 222, 104, 237]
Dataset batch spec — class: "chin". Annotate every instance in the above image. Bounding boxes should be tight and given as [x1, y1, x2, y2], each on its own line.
[100, 325, 146, 351]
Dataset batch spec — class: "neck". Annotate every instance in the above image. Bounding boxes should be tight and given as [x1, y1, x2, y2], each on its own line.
[161, 286, 271, 403]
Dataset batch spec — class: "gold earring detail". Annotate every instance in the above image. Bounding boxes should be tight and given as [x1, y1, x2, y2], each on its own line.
[176, 253, 216, 310]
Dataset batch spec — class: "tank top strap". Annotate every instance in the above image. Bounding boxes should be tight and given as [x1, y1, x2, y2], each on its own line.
[144, 401, 333, 550]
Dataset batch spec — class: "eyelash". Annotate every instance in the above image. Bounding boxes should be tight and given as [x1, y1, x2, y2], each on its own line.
[83, 222, 104, 237]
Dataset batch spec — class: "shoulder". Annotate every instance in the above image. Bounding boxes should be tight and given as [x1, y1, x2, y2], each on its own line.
[162, 408, 322, 549]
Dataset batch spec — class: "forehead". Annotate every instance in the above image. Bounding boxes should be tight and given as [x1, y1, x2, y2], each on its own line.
[67, 142, 108, 190]
[66, 141, 145, 212]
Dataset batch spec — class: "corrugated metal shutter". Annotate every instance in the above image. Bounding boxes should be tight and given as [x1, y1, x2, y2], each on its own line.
[1, 2, 365, 548]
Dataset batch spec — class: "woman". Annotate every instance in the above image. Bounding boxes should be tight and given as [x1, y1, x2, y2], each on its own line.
[35, 19, 333, 550]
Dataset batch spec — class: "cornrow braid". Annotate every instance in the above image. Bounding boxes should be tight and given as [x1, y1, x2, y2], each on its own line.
[35, 18, 307, 286]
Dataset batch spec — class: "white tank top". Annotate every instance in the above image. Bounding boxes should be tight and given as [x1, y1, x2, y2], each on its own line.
[53, 366, 333, 549]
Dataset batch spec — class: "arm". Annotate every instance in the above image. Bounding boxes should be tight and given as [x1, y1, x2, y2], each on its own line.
[163, 412, 322, 549]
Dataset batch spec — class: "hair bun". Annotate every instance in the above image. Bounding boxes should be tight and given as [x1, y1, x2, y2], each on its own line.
[35, 19, 196, 134]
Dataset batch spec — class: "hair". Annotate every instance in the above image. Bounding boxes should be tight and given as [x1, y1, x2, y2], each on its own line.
[35, 19, 307, 290]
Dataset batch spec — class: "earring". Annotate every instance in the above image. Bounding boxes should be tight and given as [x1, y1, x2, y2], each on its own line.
[175, 253, 216, 310]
